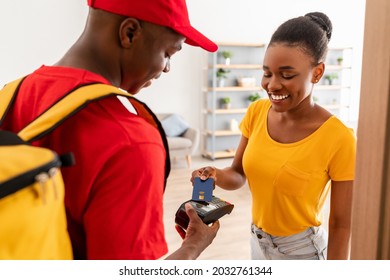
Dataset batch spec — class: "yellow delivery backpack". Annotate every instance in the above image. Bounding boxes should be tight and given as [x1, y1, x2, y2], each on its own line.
[0, 76, 168, 259]
[0, 129, 72, 259]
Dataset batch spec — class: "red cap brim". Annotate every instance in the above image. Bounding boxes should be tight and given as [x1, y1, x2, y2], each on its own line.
[174, 26, 218, 52]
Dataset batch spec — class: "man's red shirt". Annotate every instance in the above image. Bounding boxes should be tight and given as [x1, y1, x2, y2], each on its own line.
[2, 66, 168, 259]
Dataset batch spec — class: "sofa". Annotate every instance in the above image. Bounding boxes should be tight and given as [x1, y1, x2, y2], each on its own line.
[157, 113, 199, 168]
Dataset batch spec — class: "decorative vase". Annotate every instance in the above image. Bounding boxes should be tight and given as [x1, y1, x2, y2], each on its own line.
[230, 119, 239, 131]
[218, 78, 225, 87]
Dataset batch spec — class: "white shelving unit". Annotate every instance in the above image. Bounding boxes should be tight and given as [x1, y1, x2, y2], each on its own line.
[201, 42, 266, 160]
[201, 45, 354, 160]
[313, 47, 354, 124]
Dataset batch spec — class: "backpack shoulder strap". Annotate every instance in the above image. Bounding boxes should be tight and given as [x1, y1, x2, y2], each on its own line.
[18, 83, 134, 142]
[0, 77, 26, 124]
[1, 80, 171, 188]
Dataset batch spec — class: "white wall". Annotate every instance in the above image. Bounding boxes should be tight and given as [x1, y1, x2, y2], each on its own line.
[0, 0, 87, 83]
[0, 0, 366, 153]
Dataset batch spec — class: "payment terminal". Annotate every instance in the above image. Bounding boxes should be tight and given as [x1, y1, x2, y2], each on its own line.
[175, 196, 234, 230]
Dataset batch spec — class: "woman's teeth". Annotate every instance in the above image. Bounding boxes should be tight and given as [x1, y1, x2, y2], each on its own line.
[270, 94, 289, 100]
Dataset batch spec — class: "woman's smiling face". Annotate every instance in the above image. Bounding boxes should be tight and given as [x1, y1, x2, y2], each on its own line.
[261, 43, 321, 113]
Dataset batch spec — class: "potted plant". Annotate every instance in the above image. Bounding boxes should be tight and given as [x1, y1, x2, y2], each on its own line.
[246, 92, 261, 107]
[336, 57, 343, 65]
[324, 73, 339, 85]
[221, 50, 233, 65]
[248, 92, 261, 102]
[220, 97, 231, 109]
[216, 68, 230, 87]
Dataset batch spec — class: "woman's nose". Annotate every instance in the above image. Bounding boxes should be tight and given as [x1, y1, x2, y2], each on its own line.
[266, 76, 282, 92]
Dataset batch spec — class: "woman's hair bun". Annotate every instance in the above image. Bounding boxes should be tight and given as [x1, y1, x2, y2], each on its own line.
[305, 12, 332, 41]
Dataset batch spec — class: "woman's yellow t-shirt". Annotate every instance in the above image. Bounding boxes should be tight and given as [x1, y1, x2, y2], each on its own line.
[240, 99, 356, 236]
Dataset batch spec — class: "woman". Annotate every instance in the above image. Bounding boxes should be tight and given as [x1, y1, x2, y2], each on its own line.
[192, 12, 356, 260]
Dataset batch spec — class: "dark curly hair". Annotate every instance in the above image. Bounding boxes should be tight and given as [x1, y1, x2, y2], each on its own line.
[268, 12, 332, 65]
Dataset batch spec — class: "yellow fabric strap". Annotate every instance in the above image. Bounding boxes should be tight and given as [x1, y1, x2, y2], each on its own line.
[0, 77, 25, 121]
[1, 77, 170, 190]
[17, 83, 157, 142]
[1, 77, 161, 144]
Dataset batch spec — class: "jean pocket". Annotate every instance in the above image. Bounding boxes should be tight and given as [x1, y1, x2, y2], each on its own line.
[277, 241, 320, 260]
[274, 164, 311, 196]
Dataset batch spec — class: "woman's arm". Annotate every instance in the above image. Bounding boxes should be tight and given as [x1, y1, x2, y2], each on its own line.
[327, 180, 353, 259]
[191, 136, 248, 191]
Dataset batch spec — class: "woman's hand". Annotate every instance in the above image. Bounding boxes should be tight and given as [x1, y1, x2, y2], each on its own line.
[191, 166, 217, 185]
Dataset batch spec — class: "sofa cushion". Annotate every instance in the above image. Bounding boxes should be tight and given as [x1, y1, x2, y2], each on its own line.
[167, 137, 192, 150]
[160, 114, 190, 137]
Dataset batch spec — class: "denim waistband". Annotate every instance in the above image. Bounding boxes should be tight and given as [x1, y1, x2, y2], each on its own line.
[251, 224, 319, 247]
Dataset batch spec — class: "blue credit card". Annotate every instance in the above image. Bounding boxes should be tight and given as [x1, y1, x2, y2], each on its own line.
[192, 177, 214, 202]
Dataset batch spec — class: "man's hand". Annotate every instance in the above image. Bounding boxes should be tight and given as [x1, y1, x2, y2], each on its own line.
[167, 203, 220, 260]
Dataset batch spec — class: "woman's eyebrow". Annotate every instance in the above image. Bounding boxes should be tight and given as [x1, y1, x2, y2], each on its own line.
[262, 65, 295, 70]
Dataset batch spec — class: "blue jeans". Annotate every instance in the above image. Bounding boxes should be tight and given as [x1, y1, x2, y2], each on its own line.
[250, 224, 327, 260]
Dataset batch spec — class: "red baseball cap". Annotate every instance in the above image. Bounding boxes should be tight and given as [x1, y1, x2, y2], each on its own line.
[87, 0, 218, 52]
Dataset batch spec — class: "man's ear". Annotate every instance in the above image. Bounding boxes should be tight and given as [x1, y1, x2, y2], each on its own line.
[312, 62, 325, 83]
[119, 18, 142, 48]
